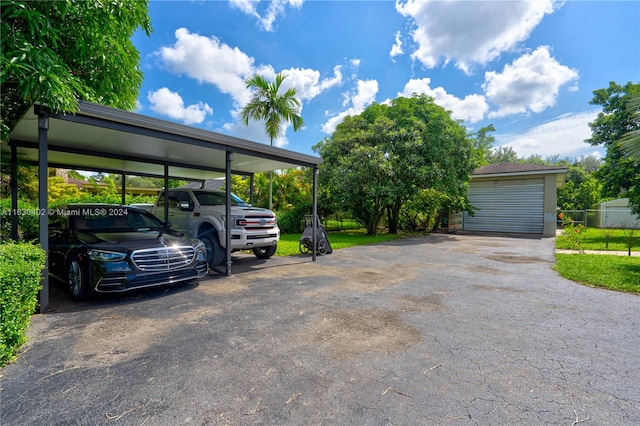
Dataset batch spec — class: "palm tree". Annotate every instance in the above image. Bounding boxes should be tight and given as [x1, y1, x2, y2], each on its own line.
[240, 72, 304, 210]
[619, 94, 640, 158]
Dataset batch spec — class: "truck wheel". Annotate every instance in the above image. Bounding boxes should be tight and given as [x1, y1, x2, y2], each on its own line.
[252, 244, 277, 259]
[200, 232, 225, 267]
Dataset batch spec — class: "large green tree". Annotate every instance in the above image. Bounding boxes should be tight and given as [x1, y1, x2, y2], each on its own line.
[469, 124, 496, 168]
[1, 0, 152, 139]
[486, 145, 519, 164]
[315, 95, 473, 235]
[586, 81, 640, 215]
[556, 166, 601, 211]
[240, 72, 304, 210]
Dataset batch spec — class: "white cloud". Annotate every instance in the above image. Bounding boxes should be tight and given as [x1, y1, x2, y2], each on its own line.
[396, 0, 558, 73]
[157, 28, 255, 106]
[279, 66, 343, 101]
[228, 0, 260, 17]
[495, 110, 601, 159]
[157, 29, 342, 105]
[147, 88, 213, 125]
[229, 0, 304, 32]
[484, 46, 579, 118]
[156, 28, 345, 144]
[398, 78, 488, 123]
[390, 31, 404, 61]
[322, 80, 379, 134]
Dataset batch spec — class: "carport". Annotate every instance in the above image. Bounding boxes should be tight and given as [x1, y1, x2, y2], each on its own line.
[2, 101, 323, 312]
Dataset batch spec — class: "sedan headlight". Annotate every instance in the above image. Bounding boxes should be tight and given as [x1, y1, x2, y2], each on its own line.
[88, 249, 126, 261]
[192, 239, 207, 254]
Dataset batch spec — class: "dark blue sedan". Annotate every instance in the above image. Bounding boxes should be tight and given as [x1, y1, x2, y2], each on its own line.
[48, 204, 208, 301]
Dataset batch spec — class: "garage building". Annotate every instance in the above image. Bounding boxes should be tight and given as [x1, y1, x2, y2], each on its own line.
[462, 162, 567, 237]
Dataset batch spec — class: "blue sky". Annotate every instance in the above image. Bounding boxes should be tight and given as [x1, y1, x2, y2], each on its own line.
[132, 0, 640, 161]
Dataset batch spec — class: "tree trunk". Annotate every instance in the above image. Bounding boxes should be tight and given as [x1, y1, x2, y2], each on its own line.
[387, 201, 401, 234]
[269, 137, 273, 210]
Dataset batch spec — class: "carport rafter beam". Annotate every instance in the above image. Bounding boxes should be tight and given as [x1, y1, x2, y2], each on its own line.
[9, 139, 238, 178]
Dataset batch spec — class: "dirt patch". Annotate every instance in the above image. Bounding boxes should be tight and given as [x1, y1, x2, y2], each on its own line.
[244, 262, 420, 295]
[465, 265, 510, 275]
[453, 247, 481, 254]
[70, 309, 218, 367]
[309, 309, 422, 357]
[473, 284, 525, 293]
[309, 264, 420, 295]
[197, 278, 249, 295]
[485, 254, 550, 264]
[394, 293, 446, 312]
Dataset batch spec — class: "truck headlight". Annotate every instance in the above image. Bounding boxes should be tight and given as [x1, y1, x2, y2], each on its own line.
[88, 249, 126, 261]
[222, 215, 244, 229]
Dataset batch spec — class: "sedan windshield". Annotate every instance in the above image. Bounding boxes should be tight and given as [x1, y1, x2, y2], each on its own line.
[73, 208, 163, 232]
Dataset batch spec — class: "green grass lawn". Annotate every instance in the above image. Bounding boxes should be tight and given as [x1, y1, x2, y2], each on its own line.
[555, 227, 640, 294]
[554, 254, 640, 295]
[556, 227, 639, 252]
[276, 229, 406, 256]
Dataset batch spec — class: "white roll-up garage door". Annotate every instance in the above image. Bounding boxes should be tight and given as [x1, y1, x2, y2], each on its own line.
[463, 178, 544, 234]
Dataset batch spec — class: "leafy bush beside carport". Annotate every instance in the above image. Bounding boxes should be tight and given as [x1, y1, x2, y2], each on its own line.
[0, 242, 46, 367]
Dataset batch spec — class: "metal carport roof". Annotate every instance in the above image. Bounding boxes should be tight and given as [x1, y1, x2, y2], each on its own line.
[5, 101, 321, 179]
[2, 101, 323, 312]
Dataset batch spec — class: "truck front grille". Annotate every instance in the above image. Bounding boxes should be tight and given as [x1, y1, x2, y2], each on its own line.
[236, 215, 277, 229]
[131, 246, 196, 271]
[247, 233, 279, 240]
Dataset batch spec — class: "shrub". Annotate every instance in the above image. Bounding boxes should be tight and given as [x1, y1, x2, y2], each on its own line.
[558, 215, 586, 253]
[276, 201, 313, 234]
[0, 242, 46, 367]
[0, 199, 40, 242]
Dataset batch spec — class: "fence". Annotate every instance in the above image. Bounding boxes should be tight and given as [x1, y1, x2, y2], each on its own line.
[559, 209, 640, 229]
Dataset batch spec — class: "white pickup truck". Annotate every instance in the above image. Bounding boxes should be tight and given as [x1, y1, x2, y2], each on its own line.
[138, 188, 279, 268]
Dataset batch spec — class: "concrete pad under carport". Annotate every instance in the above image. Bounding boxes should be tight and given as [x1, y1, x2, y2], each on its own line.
[1, 234, 638, 425]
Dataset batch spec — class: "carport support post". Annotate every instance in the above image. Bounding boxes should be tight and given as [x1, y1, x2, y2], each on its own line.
[121, 173, 126, 205]
[163, 164, 169, 225]
[225, 150, 233, 276]
[312, 166, 319, 262]
[249, 174, 254, 205]
[37, 107, 50, 313]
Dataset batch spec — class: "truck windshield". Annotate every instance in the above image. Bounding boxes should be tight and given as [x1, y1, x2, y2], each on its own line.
[193, 191, 251, 207]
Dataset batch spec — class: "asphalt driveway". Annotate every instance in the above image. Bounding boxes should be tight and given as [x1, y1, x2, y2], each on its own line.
[1, 233, 639, 425]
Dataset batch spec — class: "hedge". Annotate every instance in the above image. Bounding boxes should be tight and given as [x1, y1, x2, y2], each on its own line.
[0, 242, 46, 367]
[276, 201, 313, 234]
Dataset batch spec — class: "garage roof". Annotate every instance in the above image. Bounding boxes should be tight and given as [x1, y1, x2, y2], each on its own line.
[472, 162, 567, 177]
[4, 101, 322, 180]
[472, 162, 567, 186]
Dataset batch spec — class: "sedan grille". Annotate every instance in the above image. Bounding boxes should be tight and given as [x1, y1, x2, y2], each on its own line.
[131, 246, 196, 271]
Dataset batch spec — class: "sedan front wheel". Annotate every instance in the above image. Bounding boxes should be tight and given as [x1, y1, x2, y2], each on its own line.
[67, 258, 89, 301]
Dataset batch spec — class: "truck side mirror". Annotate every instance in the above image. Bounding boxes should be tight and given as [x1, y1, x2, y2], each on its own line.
[179, 201, 194, 212]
